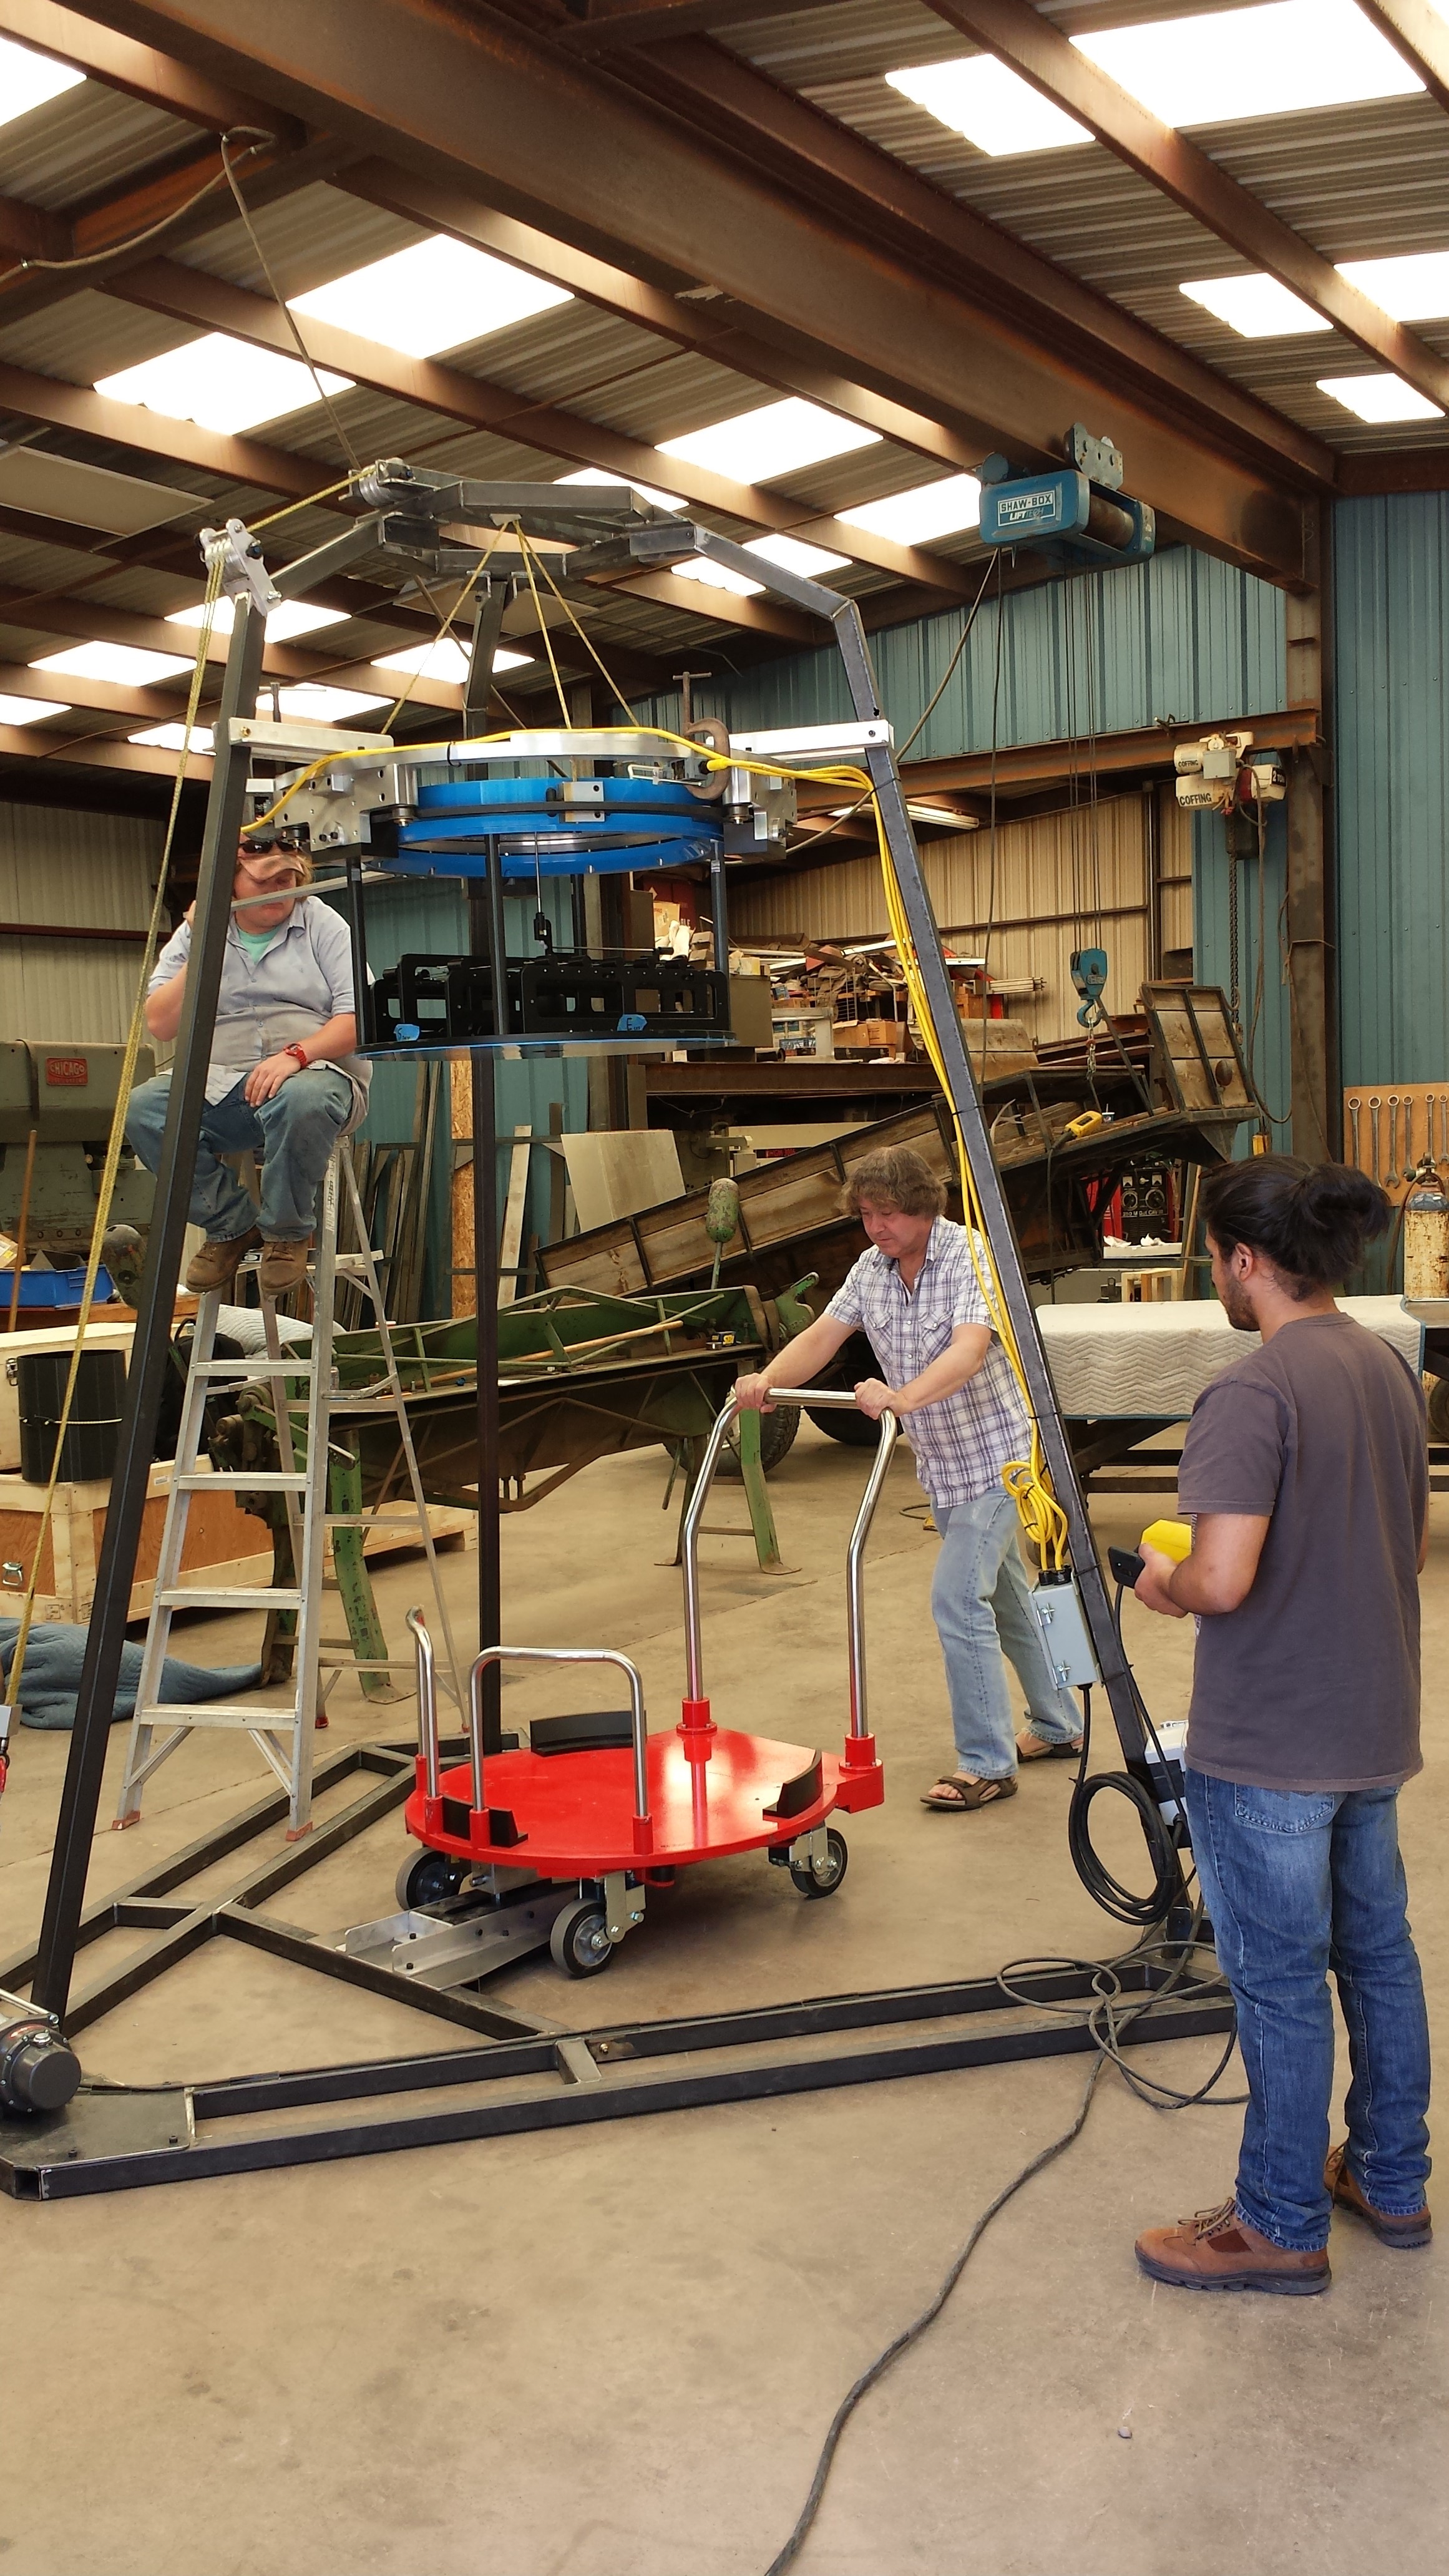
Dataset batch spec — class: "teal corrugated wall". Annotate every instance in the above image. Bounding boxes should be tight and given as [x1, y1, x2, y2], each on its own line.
[1334, 494, 1449, 1088]
[635, 546, 1286, 754]
[1193, 804, 1292, 1150]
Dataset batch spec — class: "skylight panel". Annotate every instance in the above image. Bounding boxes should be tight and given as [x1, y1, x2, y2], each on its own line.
[657, 399, 879, 485]
[885, 56, 1090, 155]
[555, 468, 686, 512]
[272, 684, 390, 721]
[129, 724, 215, 753]
[0, 37, 84, 130]
[31, 642, 192, 686]
[0, 693, 70, 725]
[1180, 273, 1330, 336]
[669, 558, 764, 597]
[166, 598, 349, 642]
[371, 638, 533, 681]
[839, 476, 981, 542]
[1074, 3, 1423, 128]
[95, 336, 353, 434]
[289, 236, 570, 360]
[744, 534, 850, 575]
[1336, 251, 1449, 321]
[1318, 374, 1444, 421]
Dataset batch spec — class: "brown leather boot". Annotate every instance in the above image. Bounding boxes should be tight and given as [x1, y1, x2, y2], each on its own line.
[1135, 2198, 1330, 2295]
[185, 1229, 260, 1293]
[1325, 2143, 1432, 2248]
[259, 1237, 311, 1297]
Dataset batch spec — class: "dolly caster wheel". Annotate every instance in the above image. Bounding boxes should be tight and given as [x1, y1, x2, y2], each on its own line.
[550, 1899, 614, 1978]
[396, 1849, 467, 1912]
[790, 1828, 848, 1900]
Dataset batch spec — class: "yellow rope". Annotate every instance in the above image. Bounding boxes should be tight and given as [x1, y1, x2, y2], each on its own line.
[514, 528, 571, 727]
[6, 555, 228, 1714]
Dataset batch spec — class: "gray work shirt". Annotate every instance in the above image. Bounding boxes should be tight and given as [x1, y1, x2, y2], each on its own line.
[148, 897, 370, 1121]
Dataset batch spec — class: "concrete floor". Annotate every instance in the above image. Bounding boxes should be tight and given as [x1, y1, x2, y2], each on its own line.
[1, 1420, 1443, 2576]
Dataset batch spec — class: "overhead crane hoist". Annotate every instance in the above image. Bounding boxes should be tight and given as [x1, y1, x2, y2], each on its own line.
[1, 451, 1231, 2182]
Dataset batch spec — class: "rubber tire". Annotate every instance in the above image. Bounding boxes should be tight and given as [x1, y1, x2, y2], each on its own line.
[806, 1403, 877, 1448]
[395, 1848, 467, 1913]
[716, 1402, 801, 1479]
[550, 1898, 614, 1978]
[789, 1828, 849, 1900]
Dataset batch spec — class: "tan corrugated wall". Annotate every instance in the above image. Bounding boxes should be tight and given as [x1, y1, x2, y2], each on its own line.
[0, 803, 162, 1046]
[731, 793, 1175, 1045]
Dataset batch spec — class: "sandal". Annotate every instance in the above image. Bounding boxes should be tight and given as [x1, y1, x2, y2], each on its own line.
[920, 1773, 1018, 1812]
[1016, 1731, 1084, 1763]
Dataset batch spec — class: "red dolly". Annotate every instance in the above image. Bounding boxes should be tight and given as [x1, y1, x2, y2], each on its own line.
[386, 1390, 899, 1981]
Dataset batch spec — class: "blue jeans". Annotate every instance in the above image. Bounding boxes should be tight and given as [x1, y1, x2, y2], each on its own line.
[930, 1489, 1083, 1778]
[1185, 1767, 1432, 2252]
[126, 1068, 353, 1242]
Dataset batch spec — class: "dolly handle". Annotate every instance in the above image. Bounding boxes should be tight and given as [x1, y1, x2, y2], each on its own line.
[406, 1607, 439, 1798]
[469, 1644, 650, 1825]
[681, 1390, 897, 1721]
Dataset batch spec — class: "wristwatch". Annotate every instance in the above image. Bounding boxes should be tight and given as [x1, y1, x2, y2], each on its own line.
[283, 1042, 310, 1069]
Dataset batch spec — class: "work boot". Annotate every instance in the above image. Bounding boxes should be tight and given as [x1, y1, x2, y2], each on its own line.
[185, 1229, 260, 1293]
[259, 1237, 312, 1297]
[1325, 2143, 1432, 2248]
[1134, 2198, 1330, 2295]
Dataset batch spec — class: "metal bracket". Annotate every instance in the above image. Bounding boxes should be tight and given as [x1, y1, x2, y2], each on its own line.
[602, 1871, 645, 1944]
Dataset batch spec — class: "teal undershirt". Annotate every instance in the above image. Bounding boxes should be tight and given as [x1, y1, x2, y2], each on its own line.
[236, 929, 276, 962]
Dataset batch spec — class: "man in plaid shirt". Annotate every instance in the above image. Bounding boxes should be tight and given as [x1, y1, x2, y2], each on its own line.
[735, 1144, 1081, 1810]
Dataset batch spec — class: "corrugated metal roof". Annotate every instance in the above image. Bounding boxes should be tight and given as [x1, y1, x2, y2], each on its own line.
[0, 80, 188, 208]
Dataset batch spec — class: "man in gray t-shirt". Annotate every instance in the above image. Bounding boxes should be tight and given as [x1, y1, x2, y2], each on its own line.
[1129, 1155, 1431, 2298]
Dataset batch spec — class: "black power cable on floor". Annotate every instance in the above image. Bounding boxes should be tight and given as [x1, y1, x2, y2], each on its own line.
[761, 1930, 1241, 2576]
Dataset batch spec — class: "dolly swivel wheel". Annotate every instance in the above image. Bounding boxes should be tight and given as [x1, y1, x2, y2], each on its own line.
[396, 1849, 467, 1912]
[550, 1899, 614, 1978]
[790, 1828, 848, 1899]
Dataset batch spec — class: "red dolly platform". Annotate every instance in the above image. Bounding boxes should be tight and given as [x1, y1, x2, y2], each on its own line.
[381, 1390, 899, 1981]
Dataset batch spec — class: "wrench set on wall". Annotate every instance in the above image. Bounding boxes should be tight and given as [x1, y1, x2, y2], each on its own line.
[1344, 1084, 1449, 1201]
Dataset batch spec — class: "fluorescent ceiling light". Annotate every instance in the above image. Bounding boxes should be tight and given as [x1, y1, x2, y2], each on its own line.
[839, 475, 981, 542]
[885, 56, 1090, 155]
[371, 638, 532, 681]
[0, 37, 84, 129]
[670, 557, 764, 597]
[908, 803, 977, 829]
[166, 597, 349, 642]
[95, 334, 353, 434]
[658, 399, 879, 485]
[290, 235, 570, 359]
[128, 723, 215, 754]
[556, 467, 686, 512]
[268, 684, 389, 721]
[31, 641, 192, 686]
[1180, 273, 1330, 336]
[0, 446, 193, 533]
[744, 533, 850, 575]
[1336, 250, 1449, 320]
[0, 692, 70, 725]
[1317, 373, 1445, 421]
[1074, 3, 1423, 127]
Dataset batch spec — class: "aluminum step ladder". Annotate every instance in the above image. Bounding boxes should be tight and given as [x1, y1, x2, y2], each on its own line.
[113, 1153, 464, 1840]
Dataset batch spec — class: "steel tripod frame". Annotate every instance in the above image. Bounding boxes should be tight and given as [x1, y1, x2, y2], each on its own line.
[23, 479, 1156, 2091]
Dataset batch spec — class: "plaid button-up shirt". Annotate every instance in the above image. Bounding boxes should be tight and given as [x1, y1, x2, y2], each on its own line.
[824, 1217, 1029, 1508]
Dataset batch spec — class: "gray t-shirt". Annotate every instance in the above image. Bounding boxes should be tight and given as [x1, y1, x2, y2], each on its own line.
[1176, 1310, 1426, 1792]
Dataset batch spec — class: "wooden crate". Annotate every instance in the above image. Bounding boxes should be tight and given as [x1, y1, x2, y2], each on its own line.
[0, 1461, 469, 1626]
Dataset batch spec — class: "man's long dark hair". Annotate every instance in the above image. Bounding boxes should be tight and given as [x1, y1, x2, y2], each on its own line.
[1200, 1154, 1391, 1294]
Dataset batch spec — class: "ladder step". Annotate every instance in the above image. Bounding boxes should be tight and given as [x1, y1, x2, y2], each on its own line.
[187, 1355, 316, 1377]
[173, 1470, 309, 1491]
[155, 1584, 303, 1609]
[132, 1703, 300, 1726]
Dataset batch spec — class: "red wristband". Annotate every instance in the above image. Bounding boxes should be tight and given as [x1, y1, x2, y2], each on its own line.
[284, 1042, 310, 1068]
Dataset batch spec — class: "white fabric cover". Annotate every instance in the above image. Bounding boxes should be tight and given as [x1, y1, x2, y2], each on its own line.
[1036, 1295, 1423, 1419]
